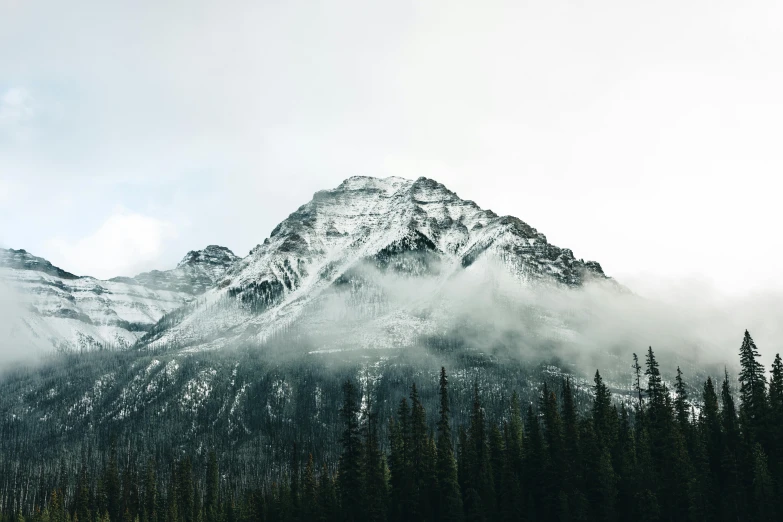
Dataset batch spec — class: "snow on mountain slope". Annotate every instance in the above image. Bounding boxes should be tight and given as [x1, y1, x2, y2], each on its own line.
[111, 245, 240, 294]
[145, 176, 609, 351]
[0, 246, 238, 351]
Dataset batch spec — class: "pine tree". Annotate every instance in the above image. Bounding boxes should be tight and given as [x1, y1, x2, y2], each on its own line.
[499, 393, 524, 522]
[337, 380, 364, 522]
[408, 384, 429, 520]
[317, 465, 337, 522]
[751, 443, 775, 522]
[633, 353, 644, 410]
[541, 384, 565, 519]
[435, 368, 462, 522]
[738, 330, 768, 446]
[388, 399, 412, 522]
[464, 381, 494, 522]
[105, 441, 121, 522]
[363, 412, 388, 522]
[204, 453, 217, 522]
[674, 367, 690, 436]
[144, 459, 158, 522]
[75, 454, 91, 522]
[302, 455, 318, 522]
[592, 370, 614, 446]
[166, 461, 179, 522]
[580, 420, 616, 522]
[768, 354, 783, 495]
[488, 425, 504, 517]
[700, 377, 722, 477]
[177, 459, 194, 522]
[523, 404, 546, 521]
[719, 371, 743, 522]
[645, 347, 663, 407]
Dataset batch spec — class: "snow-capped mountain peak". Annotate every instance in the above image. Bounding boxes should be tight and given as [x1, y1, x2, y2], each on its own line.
[145, 176, 607, 351]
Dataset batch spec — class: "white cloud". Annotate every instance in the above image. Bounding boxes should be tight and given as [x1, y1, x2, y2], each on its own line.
[45, 210, 177, 279]
[0, 87, 34, 137]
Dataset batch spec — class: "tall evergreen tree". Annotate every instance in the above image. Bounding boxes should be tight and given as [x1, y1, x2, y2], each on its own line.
[674, 367, 690, 436]
[408, 384, 429, 520]
[592, 370, 614, 446]
[337, 380, 364, 522]
[751, 443, 775, 522]
[500, 393, 524, 522]
[204, 453, 218, 522]
[105, 441, 121, 522]
[363, 412, 388, 522]
[302, 455, 318, 522]
[719, 371, 743, 522]
[435, 368, 463, 522]
[523, 404, 546, 521]
[768, 354, 783, 494]
[464, 381, 494, 522]
[738, 330, 768, 446]
[143, 459, 158, 522]
[541, 384, 565, 519]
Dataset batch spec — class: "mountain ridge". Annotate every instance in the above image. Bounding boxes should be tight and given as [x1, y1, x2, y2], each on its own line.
[141, 175, 610, 352]
[0, 244, 238, 350]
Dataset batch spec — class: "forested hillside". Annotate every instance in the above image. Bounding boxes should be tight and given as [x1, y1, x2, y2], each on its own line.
[2, 331, 781, 522]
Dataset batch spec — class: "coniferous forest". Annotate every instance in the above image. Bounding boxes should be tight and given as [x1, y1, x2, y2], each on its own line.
[2, 330, 783, 522]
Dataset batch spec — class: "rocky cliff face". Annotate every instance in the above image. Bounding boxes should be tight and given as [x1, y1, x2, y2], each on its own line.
[143, 176, 609, 351]
[0, 246, 238, 351]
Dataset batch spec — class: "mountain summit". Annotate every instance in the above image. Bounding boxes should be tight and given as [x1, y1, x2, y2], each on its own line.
[144, 176, 608, 351]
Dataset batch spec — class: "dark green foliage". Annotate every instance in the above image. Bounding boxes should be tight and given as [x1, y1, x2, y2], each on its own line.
[436, 368, 463, 522]
[337, 380, 364, 522]
[738, 330, 767, 444]
[4, 329, 783, 522]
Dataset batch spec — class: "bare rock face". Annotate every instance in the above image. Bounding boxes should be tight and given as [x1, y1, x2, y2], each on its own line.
[0, 245, 238, 351]
[143, 176, 609, 351]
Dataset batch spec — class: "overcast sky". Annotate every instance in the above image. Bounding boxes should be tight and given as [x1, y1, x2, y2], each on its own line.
[0, 0, 781, 295]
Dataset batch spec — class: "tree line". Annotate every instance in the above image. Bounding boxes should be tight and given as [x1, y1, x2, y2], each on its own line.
[2, 330, 782, 522]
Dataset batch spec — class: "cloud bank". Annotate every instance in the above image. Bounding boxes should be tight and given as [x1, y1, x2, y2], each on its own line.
[45, 209, 178, 279]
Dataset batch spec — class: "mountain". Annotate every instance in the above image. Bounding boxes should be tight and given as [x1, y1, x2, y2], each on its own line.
[3, 175, 715, 483]
[143, 176, 609, 352]
[111, 245, 240, 294]
[0, 245, 238, 351]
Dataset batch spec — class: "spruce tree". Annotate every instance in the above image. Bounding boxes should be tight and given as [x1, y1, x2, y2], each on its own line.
[768, 354, 783, 493]
[751, 443, 775, 522]
[204, 453, 218, 522]
[363, 412, 388, 522]
[317, 465, 337, 522]
[523, 404, 546, 521]
[738, 330, 768, 446]
[105, 441, 121, 522]
[633, 353, 644, 410]
[337, 380, 364, 522]
[645, 347, 664, 407]
[144, 459, 157, 522]
[700, 377, 722, 478]
[674, 367, 690, 436]
[541, 385, 565, 519]
[408, 384, 429, 520]
[592, 370, 614, 446]
[719, 371, 743, 522]
[435, 368, 462, 522]
[464, 381, 494, 522]
[500, 393, 524, 522]
[177, 459, 194, 522]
